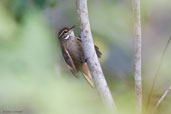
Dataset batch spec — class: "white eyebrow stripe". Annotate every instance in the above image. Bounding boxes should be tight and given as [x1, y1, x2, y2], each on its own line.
[59, 30, 68, 38]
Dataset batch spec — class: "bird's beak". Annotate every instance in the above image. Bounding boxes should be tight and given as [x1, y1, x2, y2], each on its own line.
[68, 25, 75, 34]
[70, 25, 75, 30]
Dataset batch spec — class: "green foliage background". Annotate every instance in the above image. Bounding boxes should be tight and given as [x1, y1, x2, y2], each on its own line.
[0, 0, 171, 114]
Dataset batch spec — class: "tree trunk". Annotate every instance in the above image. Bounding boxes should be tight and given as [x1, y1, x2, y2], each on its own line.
[76, 0, 116, 111]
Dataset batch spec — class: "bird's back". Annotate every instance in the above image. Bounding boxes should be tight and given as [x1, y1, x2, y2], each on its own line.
[65, 39, 84, 69]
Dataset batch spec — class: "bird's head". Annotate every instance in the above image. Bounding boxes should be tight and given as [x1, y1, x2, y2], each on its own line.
[58, 25, 75, 41]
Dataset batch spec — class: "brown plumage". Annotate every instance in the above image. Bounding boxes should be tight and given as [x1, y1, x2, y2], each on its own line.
[58, 26, 102, 88]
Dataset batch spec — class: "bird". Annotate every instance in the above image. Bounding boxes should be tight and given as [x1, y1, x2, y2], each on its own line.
[58, 25, 102, 88]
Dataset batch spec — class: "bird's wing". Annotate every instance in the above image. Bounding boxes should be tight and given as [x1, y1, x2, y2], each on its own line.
[76, 37, 102, 58]
[80, 63, 94, 88]
[62, 47, 79, 78]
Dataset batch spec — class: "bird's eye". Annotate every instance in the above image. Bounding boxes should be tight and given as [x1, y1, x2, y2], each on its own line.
[63, 30, 68, 34]
[59, 29, 69, 38]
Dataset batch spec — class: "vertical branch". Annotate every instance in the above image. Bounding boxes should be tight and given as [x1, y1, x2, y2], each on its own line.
[76, 0, 116, 110]
[131, 0, 142, 112]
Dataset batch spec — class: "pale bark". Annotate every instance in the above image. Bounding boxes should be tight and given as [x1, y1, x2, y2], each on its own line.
[76, 0, 116, 111]
[131, 0, 142, 112]
[152, 85, 171, 114]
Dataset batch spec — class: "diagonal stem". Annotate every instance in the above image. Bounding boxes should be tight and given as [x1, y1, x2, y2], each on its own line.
[146, 36, 171, 108]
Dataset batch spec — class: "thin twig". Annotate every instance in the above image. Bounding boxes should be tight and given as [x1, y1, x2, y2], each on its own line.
[152, 85, 171, 114]
[76, 0, 117, 111]
[131, 0, 142, 112]
[146, 36, 171, 108]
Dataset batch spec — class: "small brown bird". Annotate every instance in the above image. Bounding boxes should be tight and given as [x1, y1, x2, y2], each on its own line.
[58, 25, 102, 88]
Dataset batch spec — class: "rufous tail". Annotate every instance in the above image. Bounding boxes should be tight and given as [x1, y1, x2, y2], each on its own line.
[80, 63, 94, 88]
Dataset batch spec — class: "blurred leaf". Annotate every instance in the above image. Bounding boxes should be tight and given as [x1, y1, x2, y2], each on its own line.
[10, 0, 30, 21]
[48, 0, 58, 8]
[34, 0, 47, 9]
[0, 5, 18, 41]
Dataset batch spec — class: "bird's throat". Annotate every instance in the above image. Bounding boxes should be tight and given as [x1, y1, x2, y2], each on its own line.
[70, 32, 76, 40]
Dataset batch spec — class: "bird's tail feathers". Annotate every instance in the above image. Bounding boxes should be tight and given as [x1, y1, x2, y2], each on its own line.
[80, 63, 94, 88]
